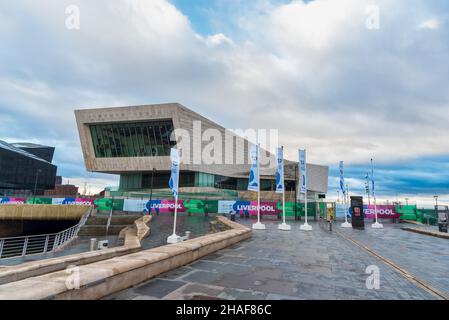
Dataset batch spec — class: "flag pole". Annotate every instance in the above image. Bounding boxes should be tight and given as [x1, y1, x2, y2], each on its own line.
[167, 148, 182, 243]
[371, 158, 383, 229]
[172, 194, 178, 235]
[258, 143, 261, 224]
[340, 161, 351, 228]
[300, 149, 312, 231]
[252, 143, 265, 230]
[279, 146, 291, 231]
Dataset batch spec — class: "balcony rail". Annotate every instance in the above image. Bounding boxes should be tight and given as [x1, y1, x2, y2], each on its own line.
[0, 206, 93, 260]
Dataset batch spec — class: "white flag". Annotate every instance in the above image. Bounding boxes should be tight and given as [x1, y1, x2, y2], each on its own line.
[275, 147, 284, 193]
[248, 144, 259, 192]
[169, 148, 180, 196]
[299, 149, 307, 194]
[339, 161, 346, 196]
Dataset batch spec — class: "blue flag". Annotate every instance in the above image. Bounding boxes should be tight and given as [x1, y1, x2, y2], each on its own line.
[299, 149, 307, 194]
[276, 147, 284, 193]
[169, 148, 180, 197]
[339, 161, 346, 196]
[248, 144, 259, 192]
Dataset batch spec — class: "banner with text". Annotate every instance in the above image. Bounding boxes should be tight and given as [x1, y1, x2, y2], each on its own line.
[0, 197, 26, 204]
[123, 199, 186, 214]
[363, 205, 399, 219]
[51, 198, 94, 206]
[218, 200, 280, 216]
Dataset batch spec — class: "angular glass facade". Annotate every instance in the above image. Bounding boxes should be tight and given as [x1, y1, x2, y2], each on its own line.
[89, 120, 176, 158]
[0, 140, 57, 195]
[119, 171, 297, 192]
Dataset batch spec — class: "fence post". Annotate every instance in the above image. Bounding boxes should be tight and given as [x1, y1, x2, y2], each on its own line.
[0, 239, 3, 258]
[43, 235, 49, 253]
[22, 237, 29, 257]
[53, 234, 60, 250]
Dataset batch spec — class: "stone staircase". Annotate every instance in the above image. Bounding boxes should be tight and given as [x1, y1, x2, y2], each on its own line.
[78, 215, 143, 236]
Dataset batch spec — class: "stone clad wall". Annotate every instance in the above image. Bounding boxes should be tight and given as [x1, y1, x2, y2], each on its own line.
[0, 205, 89, 221]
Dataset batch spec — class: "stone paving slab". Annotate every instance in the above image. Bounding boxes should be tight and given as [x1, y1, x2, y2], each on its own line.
[338, 222, 449, 298]
[106, 219, 438, 300]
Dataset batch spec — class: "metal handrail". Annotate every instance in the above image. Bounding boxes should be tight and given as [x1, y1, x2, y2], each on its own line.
[0, 206, 93, 260]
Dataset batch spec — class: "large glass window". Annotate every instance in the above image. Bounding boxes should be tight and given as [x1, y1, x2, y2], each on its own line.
[89, 120, 176, 158]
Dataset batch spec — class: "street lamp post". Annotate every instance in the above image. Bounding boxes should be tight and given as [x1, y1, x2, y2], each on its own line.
[434, 195, 439, 225]
[149, 168, 155, 214]
[33, 169, 42, 204]
[371, 158, 383, 229]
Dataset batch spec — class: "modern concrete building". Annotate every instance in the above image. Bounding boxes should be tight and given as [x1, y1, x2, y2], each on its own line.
[75, 103, 328, 198]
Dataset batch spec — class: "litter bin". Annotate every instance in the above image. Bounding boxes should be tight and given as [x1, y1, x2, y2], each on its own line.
[230, 212, 236, 222]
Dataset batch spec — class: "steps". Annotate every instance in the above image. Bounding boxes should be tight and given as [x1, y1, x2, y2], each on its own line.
[78, 215, 142, 236]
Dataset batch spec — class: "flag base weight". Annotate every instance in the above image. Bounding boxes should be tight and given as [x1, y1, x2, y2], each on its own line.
[252, 222, 266, 230]
[341, 222, 352, 228]
[278, 223, 291, 231]
[167, 234, 183, 244]
[372, 222, 384, 229]
[300, 223, 313, 231]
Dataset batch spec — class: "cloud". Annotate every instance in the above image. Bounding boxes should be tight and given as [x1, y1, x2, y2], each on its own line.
[418, 18, 441, 30]
[0, 0, 448, 200]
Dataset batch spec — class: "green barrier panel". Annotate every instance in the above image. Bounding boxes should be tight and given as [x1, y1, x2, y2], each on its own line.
[396, 205, 417, 214]
[26, 197, 52, 204]
[400, 213, 417, 221]
[296, 203, 316, 217]
[205, 200, 219, 214]
[94, 198, 124, 211]
[183, 199, 219, 214]
[277, 202, 317, 218]
[417, 209, 437, 225]
[396, 205, 417, 220]
[184, 199, 206, 214]
[318, 202, 327, 218]
[281, 202, 297, 217]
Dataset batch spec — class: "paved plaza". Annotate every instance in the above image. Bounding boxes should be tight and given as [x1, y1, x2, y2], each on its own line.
[106, 218, 446, 300]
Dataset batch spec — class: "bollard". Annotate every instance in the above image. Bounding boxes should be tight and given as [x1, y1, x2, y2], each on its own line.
[90, 238, 97, 251]
[185, 231, 191, 240]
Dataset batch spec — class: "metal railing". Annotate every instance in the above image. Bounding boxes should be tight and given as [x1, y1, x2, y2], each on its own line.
[0, 206, 93, 260]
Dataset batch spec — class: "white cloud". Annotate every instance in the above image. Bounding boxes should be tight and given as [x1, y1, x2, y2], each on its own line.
[201, 33, 235, 47]
[418, 18, 440, 30]
[0, 0, 448, 195]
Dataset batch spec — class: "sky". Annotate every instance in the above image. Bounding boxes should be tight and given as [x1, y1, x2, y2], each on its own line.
[0, 0, 448, 206]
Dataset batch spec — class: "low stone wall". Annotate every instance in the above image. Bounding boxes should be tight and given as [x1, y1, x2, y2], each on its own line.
[0, 217, 251, 300]
[0, 205, 89, 221]
[118, 215, 152, 247]
[0, 245, 141, 285]
[401, 226, 449, 239]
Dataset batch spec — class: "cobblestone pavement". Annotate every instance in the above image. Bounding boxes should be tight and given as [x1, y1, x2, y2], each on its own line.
[106, 218, 438, 300]
[339, 221, 449, 297]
